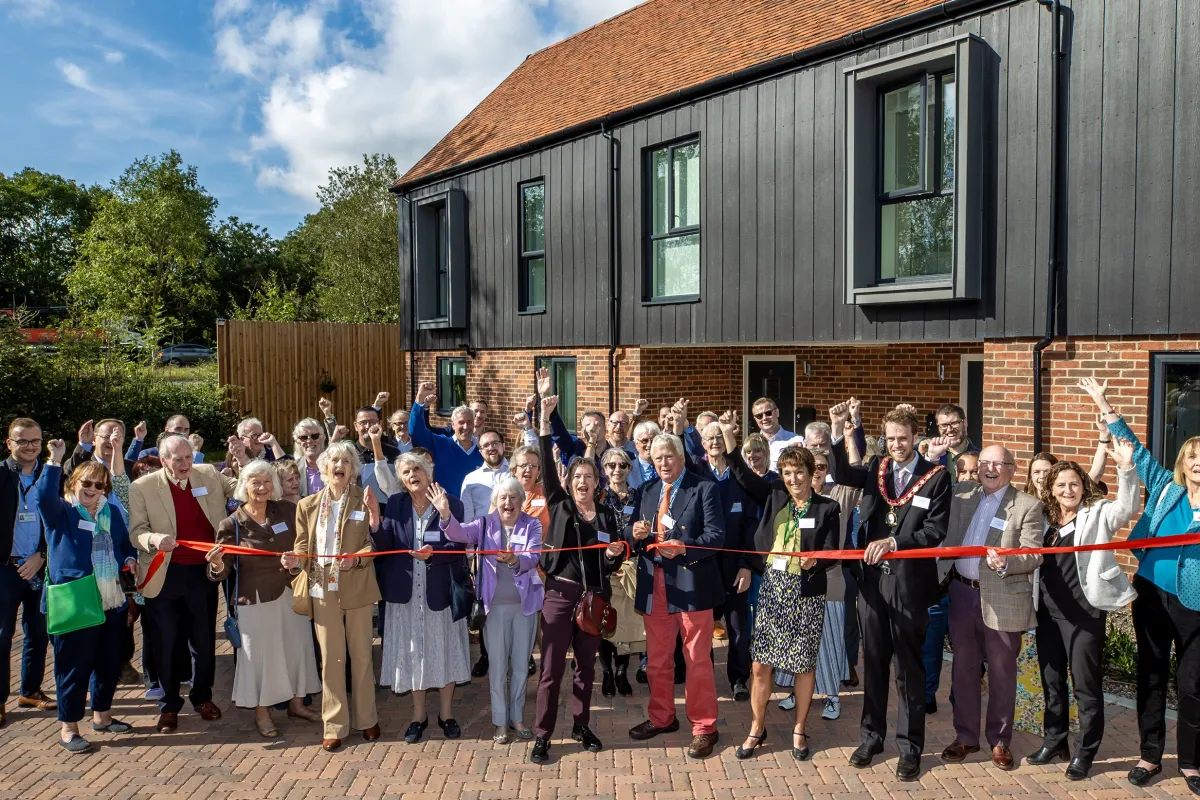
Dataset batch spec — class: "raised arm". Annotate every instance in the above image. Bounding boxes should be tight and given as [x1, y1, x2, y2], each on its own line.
[408, 382, 448, 450]
[36, 446, 68, 532]
[538, 395, 569, 505]
[1080, 377, 1175, 500]
[1099, 440, 1141, 534]
[827, 401, 870, 488]
[1088, 414, 1110, 483]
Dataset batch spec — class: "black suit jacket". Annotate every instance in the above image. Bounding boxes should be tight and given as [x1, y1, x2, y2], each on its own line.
[624, 469, 726, 614]
[829, 441, 950, 611]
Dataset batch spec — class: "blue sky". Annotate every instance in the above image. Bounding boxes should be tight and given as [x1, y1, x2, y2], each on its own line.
[0, 0, 640, 236]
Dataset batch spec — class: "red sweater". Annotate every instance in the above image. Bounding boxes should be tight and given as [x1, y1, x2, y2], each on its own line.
[169, 479, 215, 565]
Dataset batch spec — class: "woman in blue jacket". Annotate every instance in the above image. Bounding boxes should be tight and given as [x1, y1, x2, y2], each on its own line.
[1081, 377, 1200, 794]
[40, 441, 138, 753]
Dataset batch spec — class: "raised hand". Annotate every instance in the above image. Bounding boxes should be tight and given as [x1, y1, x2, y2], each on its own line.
[330, 425, 350, 443]
[364, 485, 381, 529]
[829, 401, 851, 429]
[524, 394, 537, 415]
[512, 411, 530, 430]
[318, 397, 333, 417]
[108, 426, 125, 452]
[416, 381, 436, 406]
[924, 436, 952, 462]
[189, 433, 205, 452]
[367, 423, 383, 445]
[541, 394, 559, 417]
[895, 403, 918, 416]
[535, 367, 553, 398]
[78, 419, 94, 446]
[47, 438, 66, 463]
[257, 432, 279, 448]
[373, 391, 390, 409]
[1079, 377, 1115, 415]
[1109, 438, 1135, 470]
[426, 483, 451, 518]
[848, 397, 862, 422]
[634, 398, 650, 416]
[133, 420, 147, 441]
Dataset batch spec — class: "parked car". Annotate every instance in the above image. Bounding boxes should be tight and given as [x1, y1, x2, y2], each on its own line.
[157, 343, 215, 366]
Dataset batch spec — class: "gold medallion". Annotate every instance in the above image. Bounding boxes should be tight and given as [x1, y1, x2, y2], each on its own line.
[885, 509, 898, 528]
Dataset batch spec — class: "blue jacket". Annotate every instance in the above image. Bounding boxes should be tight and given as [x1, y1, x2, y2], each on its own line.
[1109, 416, 1200, 610]
[36, 465, 136, 605]
[624, 469, 726, 614]
[686, 458, 760, 576]
[408, 402, 484, 499]
[372, 491, 467, 612]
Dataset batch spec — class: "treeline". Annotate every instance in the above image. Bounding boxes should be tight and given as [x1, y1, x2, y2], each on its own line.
[0, 151, 402, 345]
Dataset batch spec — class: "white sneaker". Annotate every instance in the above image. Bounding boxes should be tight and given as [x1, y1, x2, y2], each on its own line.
[778, 693, 796, 711]
[822, 697, 840, 720]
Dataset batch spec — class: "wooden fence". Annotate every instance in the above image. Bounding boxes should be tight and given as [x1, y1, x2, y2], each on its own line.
[216, 319, 406, 447]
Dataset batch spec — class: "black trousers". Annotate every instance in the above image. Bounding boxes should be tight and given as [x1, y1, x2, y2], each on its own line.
[1132, 574, 1200, 769]
[1035, 606, 1106, 760]
[52, 607, 125, 723]
[715, 558, 750, 686]
[143, 563, 218, 714]
[858, 568, 929, 758]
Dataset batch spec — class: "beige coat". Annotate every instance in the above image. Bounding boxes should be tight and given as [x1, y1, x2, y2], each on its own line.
[292, 485, 381, 613]
[128, 464, 236, 598]
[937, 482, 1045, 632]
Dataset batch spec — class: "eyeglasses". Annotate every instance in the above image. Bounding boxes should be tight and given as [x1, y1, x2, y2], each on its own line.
[700, 436, 722, 443]
[813, 464, 829, 471]
[512, 462, 537, 471]
[480, 440, 503, 449]
[937, 420, 963, 430]
[636, 438, 654, 445]
[77, 479, 105, 491]
[8, 438, 42, 448]
[977, 460, 1015, 469]
[753, 410, 776, 419]
[296, 433, 321, 442]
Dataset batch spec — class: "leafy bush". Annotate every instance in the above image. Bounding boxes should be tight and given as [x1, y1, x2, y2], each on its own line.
[1103, 619, 1176, 684]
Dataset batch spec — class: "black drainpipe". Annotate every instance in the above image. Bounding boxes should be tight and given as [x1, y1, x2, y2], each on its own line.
[600, 127, 621, 413]
[1032, 0, 1062, 454]
[399, 194, 417, 399]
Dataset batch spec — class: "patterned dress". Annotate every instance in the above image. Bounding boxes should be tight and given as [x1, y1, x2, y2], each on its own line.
[750, 504, 825, 674]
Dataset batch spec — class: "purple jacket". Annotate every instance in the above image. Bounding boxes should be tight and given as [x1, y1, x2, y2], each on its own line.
[443, 511, 544, 616]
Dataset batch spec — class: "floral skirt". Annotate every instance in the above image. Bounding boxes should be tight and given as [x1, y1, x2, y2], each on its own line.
[750, 569, 824, 675]
[1013, 631, 1080, 734]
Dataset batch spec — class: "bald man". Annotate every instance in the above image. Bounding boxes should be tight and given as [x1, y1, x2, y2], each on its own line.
[932, 444, 1044, 772]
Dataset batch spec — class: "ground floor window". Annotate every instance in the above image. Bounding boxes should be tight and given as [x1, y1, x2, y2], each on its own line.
[1150, 353, 1200, 463]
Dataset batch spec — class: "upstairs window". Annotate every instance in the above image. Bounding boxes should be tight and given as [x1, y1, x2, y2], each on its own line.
[437, 357, 467, 415]
[519, 180, 546, 313]
[646, 138, 700, 302]
[415, 189, 467, 329]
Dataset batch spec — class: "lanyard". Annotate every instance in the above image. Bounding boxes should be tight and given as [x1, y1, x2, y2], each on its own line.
[781, 497, 812, 552]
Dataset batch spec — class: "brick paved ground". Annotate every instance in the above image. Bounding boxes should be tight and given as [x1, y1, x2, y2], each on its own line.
[0, 619, 1187, 799]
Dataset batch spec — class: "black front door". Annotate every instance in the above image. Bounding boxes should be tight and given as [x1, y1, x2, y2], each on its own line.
[746, 359, 795, 431]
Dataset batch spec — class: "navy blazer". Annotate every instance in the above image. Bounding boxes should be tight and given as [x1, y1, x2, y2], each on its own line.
[372, 491, 467, 612]
[36, 465, 136, 603]
[624, 469, 726, 614]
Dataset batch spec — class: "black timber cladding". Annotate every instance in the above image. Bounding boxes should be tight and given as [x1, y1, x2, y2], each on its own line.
[397, 0, 1200, 351]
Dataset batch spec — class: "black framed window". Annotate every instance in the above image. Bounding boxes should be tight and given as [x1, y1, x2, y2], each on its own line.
[1150, 354, 1200, 464]
[535, 356, 577, 431]
[877, 72, 955, 282]
[519, 180, 546, 313]
[646, 138, 700, 301]
[436, 357, 467, 415]
[415, 190, 467, 329]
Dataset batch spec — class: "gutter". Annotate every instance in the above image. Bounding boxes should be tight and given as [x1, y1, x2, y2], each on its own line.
[390, 0, 1017, 194]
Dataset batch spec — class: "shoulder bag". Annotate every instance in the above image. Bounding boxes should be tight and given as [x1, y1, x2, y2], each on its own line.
[45, 526, 106, 636]
[223, 520, 243, 649]
[573, 518, 617, 637]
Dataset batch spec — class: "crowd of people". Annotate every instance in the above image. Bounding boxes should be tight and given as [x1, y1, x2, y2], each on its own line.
[1, 372, 1198, 794]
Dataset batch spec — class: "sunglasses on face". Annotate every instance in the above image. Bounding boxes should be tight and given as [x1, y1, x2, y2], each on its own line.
[604, 462, 630, 470]
[77, 480, 105, 491]
[296, 433, 321, 442]
[753, 410, 775, 419]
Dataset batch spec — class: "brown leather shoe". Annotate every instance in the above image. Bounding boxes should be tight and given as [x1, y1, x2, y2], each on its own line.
[322, 738, 342, 751]
[0, 708, 6, 728]
[941, 740, 981, 762]
[18, 690, 57, 711]
[196, 701, 222, 721]
[841, 666, 859, 688]
[629, 717, 680, 741]
[687, 732, 720, 759]
[362, 724, 381, 741]
[156, 712, 178, 733]
[992, 744, 1015, 770]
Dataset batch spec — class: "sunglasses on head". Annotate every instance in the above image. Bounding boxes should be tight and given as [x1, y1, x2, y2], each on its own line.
[77, 479, 105, 491]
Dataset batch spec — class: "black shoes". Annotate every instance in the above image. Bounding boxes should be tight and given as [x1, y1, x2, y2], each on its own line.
[849, 743, 884, 768]
[896, 754, 921, 781]
[615, 668, 633, 696]
[528, 657, 537, 676]
[731, 680, 749, 702]
[735, 729, 767, 760]
[1026, 744, 1070, 766]
[925, 700, 937, 714]
[791, 730, 811, 762]
[572, 725, 603, 752]
[1186, 775, 1200, 796]
[1128, 763, 1163, 786]
[471, 655, 489, 678]
[404, 718, 429, 743]
[635, 664, 648, 684]
[1065, 756, 1092, 781]
[601, 671, 616, 697]
[437, 717, 461, 739]
[529, 737, 550, 763]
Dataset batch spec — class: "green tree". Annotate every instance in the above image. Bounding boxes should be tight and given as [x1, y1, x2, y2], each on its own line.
[67, 150, 218, 343]
[0, 168, 103, 309]
[305, 153, 400, 323]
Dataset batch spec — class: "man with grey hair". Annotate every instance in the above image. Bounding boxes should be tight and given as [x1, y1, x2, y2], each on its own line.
[409, 381, 483, 500]
[629, 420, 661, 490]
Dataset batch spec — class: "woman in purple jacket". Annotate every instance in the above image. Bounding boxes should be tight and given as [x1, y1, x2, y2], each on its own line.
[435, 476, 544, 744]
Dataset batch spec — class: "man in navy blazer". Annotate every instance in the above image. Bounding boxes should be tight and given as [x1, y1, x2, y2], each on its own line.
[626, 431, 726, 759]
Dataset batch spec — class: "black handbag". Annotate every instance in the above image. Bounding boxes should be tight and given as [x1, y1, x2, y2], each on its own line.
[449, 563, 476, 623]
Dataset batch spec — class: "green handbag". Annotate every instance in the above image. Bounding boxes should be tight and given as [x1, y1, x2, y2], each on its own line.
[45, 547, 106, 636]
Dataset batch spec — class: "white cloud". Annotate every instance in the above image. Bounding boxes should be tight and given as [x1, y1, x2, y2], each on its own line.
[103, 50, 125, 63]
[216, 0, 643, 199]
[56, 59, 93, 91]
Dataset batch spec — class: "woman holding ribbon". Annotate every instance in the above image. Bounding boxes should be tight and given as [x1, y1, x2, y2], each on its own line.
[436, 476, 543, 744]
[286, 441, 381, 752]
[1081, 376, 1200, 794]
[1024, 443, 1138, 780]
[372, 452, 470, 744]
[206, 460, 320, 738]
[718, 414, 840, 762]
[38, 441, 138, 753]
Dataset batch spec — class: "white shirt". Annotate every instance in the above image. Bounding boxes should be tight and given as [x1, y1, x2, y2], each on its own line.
[460, 460, 511, 521]
[765, 427, 802, 471]
[317, 497, 343, 569]
[955, 487, 1006, 581]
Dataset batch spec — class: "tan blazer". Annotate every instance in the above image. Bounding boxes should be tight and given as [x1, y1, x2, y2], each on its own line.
[937, 482, 1045, 632]
[293, 485, 381, 611]
[128, 464, 236, 598]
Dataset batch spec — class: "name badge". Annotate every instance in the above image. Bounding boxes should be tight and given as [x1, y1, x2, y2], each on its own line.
[989, 517, 1006, 530]
[271, 522, 288, 535]
[1194, 510, 1200, 524]
[422, 526, 441, 544]
[660, 514, 676, 530]
[771, 556, 789, 571]
[350, 510, 366, 522]
[1059, 521, 1076, 536]
[731, 502, 743, 513]
[912, 495, 931, 510]
[510, 532, 527, 546]
[78, 519, 96, 532]
[799, 518, 816, 529]
[824, 475, 835, 485]
[597, 532, 611, 543]
[191, 486, 208, 497]
[622, 505, 635, 515]
[530, 498, 546, 508]
[17, 512, 37, 524]
[309, 582, 324, 600]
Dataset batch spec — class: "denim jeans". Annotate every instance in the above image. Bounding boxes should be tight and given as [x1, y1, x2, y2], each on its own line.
[922, 594, 951, 704]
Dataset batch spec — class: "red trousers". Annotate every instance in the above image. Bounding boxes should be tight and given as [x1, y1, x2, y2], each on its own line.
[643, 570, 718, 735]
